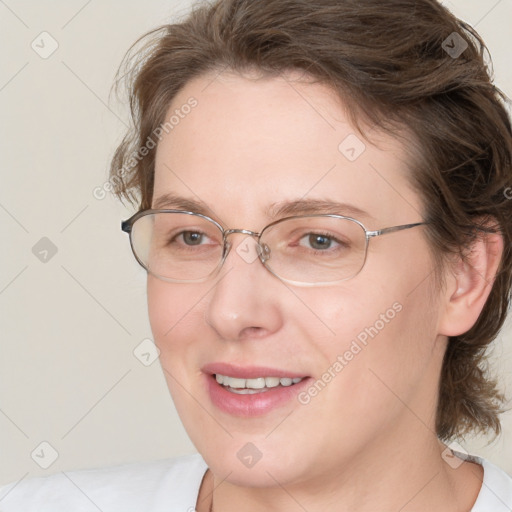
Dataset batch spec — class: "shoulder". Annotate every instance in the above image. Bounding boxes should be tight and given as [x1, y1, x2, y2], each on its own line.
[0, 453, 208, 512]
[460, 452, 512, 512]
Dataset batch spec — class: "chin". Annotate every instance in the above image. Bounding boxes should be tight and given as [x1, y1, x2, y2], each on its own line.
[206, 452, 306, 488]
[193, 432, 316, 488]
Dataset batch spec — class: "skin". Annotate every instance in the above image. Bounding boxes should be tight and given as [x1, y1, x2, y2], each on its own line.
[147, 69, 502, 512]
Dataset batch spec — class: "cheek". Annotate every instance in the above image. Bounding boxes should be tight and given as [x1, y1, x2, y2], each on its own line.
[147, 278, 174, 346]
[147, 277, 210, 420]
[288, 282, 408, 359]
[294, 275, 440, 416]
[147, 277, 207, 362]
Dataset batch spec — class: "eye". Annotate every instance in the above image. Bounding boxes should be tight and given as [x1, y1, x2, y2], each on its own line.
[298, 232, 346, 251]
[163, 229, 216, 248]
[179, 231, 206, 246]
[151, 214, 223, 253]
[169, 230, 221, 249]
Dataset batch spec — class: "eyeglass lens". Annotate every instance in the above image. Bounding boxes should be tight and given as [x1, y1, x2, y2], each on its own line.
[129, 212, 368, 284]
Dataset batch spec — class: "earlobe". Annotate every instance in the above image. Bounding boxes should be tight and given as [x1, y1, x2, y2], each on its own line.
[438, 230, 503, 337]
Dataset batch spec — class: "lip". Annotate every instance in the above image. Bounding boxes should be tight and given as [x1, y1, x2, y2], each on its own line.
[202, 362, 308, 380]
[202, 362, 311, 417]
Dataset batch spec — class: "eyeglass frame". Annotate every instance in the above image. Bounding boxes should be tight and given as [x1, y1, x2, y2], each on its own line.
[121, 209, 427, 286]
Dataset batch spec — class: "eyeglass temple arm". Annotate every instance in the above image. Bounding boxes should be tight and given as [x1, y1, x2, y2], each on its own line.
[366, 222, 427, 239]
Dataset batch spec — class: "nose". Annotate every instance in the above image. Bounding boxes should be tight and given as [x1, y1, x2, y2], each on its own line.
[204, 232, 283, 341]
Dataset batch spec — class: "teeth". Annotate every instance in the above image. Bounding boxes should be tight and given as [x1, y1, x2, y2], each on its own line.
[215, 374, 304, 390]
[226, 387, 271, 395]
[226, 377, 246, 388]
[246, 377, 266, 389]
[265, 377, 280, 388]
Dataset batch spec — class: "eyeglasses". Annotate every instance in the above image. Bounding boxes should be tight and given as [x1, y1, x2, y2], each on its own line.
[121, 210, 426, 286]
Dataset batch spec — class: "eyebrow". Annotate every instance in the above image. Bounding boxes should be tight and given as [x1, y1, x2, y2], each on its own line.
[152, 192, 372, 221]
[268, 198, 372, 220]
[152, 193, 214, 216]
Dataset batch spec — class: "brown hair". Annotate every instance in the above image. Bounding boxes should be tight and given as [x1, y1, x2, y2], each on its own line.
[110, 0, 512, 442]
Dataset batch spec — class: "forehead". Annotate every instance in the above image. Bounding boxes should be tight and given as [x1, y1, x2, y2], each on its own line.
[153, 70, 423, 226]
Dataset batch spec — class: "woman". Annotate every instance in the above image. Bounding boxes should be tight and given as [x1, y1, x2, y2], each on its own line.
[1, 0, 511, 510]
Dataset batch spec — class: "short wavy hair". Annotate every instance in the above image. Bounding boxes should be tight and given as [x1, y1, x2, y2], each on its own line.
[110, 0, 512, 442]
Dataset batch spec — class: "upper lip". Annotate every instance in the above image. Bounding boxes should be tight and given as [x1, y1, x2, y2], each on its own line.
[202, 362, 308, 379]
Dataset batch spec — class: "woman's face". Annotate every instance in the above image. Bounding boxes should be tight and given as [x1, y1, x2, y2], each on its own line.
[148, 70, 446, 486]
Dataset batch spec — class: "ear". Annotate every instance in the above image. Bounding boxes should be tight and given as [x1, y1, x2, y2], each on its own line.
[438, 228, 503, 337]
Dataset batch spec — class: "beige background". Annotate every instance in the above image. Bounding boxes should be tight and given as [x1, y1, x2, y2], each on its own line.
[1, 0, 511, 487]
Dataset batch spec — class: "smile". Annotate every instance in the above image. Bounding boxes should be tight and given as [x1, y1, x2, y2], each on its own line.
[215, 374, 304, 394]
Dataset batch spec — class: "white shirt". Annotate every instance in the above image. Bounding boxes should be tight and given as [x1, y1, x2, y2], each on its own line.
[1, 452, 511, 511]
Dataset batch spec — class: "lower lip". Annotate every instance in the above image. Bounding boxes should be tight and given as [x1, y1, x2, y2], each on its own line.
[205, 374, 312, 417]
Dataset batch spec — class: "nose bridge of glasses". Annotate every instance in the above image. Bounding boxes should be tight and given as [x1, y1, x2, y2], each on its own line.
[222, 228, 262, 248]
[222, 228, 270, 263]
[223, 228, 260, 239]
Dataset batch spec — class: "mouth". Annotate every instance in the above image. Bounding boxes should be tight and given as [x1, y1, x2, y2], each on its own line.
[202, 362, 312, 416]
[214, 373, 305, 394]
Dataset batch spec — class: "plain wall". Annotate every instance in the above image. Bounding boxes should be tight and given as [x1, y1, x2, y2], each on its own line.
[1, 0, 511, 486]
